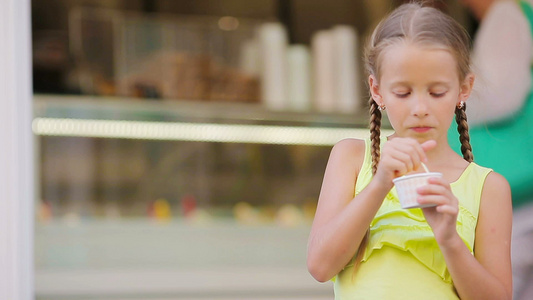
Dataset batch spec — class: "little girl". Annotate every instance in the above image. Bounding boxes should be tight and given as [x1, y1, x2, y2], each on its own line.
[307, 3, 512, 300]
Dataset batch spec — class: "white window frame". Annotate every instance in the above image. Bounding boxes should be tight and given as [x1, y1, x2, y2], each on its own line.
[0, 0, 34, 298]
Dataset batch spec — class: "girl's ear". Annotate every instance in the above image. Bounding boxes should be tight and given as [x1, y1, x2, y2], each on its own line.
[369, 75, 383, 106]
[459, 73, 475, 103]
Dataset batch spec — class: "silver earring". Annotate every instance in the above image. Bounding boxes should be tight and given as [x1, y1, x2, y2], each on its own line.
[378, 104, 386, 111]
[457, 101, 465, 109]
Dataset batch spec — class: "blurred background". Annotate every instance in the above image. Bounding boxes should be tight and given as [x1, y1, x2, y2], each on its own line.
[31, 0, 475, 299]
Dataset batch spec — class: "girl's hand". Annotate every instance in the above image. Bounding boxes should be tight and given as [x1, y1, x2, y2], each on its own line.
[373, 137, 437, 188]
[417, 176, 459, 244]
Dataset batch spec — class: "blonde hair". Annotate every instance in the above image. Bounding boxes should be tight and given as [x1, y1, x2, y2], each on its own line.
[353, 1, 474, 274]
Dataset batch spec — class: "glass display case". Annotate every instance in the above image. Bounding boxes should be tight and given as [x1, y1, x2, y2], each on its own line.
[33, 94, 392, 299]
[34, 94, 382, 219]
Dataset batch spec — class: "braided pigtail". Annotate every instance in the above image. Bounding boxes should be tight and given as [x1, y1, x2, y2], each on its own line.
[350, 98, 382, 279]
[455, 103, 474, 162]
[369, 98, 382, 175]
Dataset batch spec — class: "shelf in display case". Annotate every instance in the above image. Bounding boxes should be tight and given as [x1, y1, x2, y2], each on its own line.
[33, 94, 393, 145]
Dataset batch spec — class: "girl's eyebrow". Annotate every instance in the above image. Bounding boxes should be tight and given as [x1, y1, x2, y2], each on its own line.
[427, 81, 452, 87]
[388, 81, 411, 87]
[388, 80, 452, 87]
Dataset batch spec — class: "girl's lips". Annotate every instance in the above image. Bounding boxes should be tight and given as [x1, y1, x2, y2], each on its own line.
[411, 127, 432, 133]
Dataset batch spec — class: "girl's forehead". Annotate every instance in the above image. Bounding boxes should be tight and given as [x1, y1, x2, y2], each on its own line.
[379, 42, 460, 83]
[382, 41, 453, 59]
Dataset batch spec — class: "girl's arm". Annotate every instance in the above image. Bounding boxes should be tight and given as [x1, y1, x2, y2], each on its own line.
[419, 172, 512, 300]
[307, 138, 389, 282]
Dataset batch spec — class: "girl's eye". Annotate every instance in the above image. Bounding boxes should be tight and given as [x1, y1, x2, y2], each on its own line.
[431, 92, 447, 98]
[394, 92, 410, 98]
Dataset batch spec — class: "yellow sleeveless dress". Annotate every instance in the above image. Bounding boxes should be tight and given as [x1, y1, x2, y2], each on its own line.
[334, 138, 492, 300]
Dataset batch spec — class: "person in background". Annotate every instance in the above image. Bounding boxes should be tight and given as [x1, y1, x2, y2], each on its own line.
[307, 2, 512, 299]
[458, 0, 531, 124]
[451, 1, 533, 299]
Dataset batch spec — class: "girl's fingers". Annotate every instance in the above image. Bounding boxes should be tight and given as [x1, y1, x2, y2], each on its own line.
[389, 139, 426, 171]
[384, 145, 421, 174]
[421, 204, 458, 216]
[421, 140, 437, 153]
[380, 137, 437, 177]
[383, 158, 409, 176]
[426, 176, 447, 185]
[417, 178, 457, 208]
[417, 194, 448, 206]
[417, 179, 458, 216]
[388, 150, 414, 173]
[435, 204, 459, 215]
[417, 183, 449, 196]
[399, 143, 423, 171]
[405, 138, 427, 164]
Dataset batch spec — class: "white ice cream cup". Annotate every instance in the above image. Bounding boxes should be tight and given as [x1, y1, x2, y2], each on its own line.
[392, 172, 442, 209]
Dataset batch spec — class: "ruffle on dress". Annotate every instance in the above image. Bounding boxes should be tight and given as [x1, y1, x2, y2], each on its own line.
[359, 187, 477, 283]
[348, 138, 489, 284]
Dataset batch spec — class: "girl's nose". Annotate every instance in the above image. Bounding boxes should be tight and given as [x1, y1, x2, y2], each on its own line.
[412, 95, 429, 117]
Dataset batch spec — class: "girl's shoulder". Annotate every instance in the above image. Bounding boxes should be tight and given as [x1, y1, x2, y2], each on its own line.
[475, 168, 512, 221]
[482, 171, 511, 201]
[331, 138, 366, 158]
[330, 138, 367, 174]
[333, 137, 366, 149]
